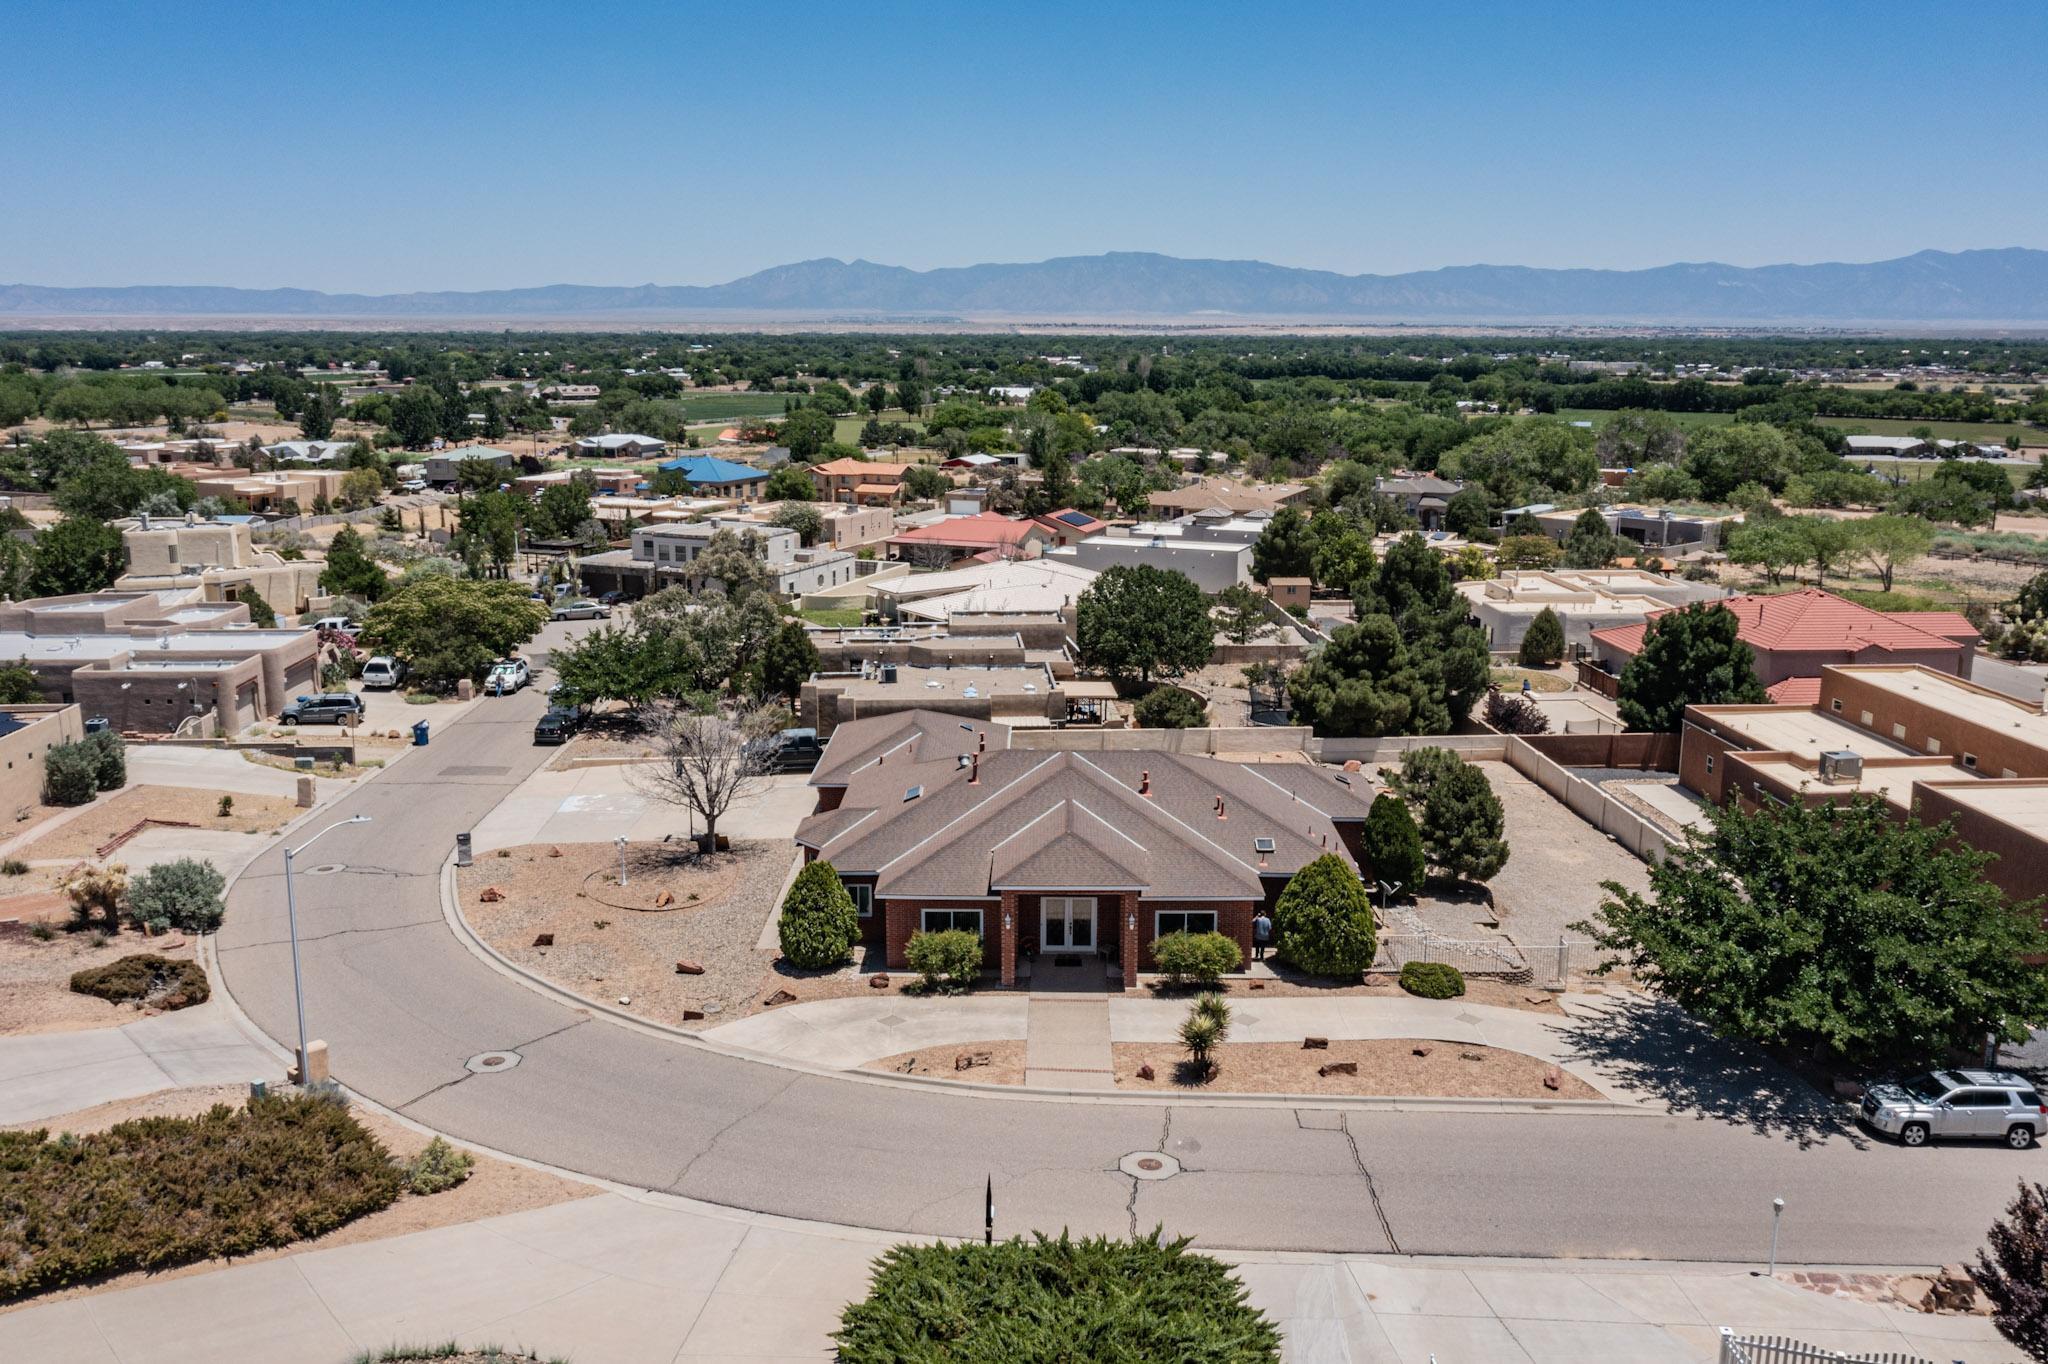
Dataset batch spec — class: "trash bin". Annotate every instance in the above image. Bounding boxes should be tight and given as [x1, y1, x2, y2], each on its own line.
[412, 720, 431, 747]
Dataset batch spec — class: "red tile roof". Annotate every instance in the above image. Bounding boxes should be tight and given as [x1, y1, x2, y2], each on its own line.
[813, 457, 912, 477]
[1591, 590, 1974, 662]
[1764, 676, 1823, 705]
[888, 511, 1044, 549]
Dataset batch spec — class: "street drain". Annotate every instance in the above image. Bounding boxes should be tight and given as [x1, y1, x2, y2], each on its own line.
[464, 1050, 522, 1073]
[1118, 1150, 1181, 1181]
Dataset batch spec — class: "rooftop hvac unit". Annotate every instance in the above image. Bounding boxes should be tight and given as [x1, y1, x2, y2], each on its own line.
[880, 664, 898, 684]
[1817, 750, 1863, 784]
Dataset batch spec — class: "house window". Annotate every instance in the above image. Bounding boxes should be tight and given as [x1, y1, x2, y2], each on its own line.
[1830, 699, 1842, 713]
[1156, 910, 1218, 938]
[1963, 753, 1978, 769]
[844, 881, 872, 918]
[1704, 754, 1714, 774]
[921, 908, 982, 936]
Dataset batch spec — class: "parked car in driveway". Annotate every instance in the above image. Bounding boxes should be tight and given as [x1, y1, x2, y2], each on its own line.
[1860, 1069, 2046, 1148]
[311, 616, 360, 634]
[360, 656, 408, 690]
[484, 658, 531, 694]
[533, 706, 586, 745]
[551, 598, 611, 621]
[746, 727, 824, 773]
[280, 693, 366, 726]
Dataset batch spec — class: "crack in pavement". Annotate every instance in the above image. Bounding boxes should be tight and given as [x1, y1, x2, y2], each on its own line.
[1339, 1112, 1401, 1254]
[393, 1020, 590, 1112]
[665, 1069, 803, 1193]
[219, 917, 445, 950]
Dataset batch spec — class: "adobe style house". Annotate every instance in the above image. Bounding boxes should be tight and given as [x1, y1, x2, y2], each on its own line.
[811, 457, 915, 505]
[796, 710, 1377, 986]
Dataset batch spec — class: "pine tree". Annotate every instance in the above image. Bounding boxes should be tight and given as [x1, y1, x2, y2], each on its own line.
[1617, 603, 1765, 732]
[1270, 853, 1377, 978]
[1359, 793, 1425, 892]
[1518, 606, 1566, 667]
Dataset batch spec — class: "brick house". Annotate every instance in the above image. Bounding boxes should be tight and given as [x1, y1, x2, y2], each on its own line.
[796, 710, 1376, 985]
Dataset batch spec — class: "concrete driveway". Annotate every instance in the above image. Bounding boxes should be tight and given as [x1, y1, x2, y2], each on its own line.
[471, 764, 816, 852]
[0, 1000, 282, 1126]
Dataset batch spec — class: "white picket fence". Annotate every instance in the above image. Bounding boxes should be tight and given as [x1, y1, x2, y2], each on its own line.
[1718, 1327, 1937, 1364]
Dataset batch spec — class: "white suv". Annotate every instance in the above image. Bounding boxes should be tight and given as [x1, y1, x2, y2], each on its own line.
[484, 658, 531, 694]
[360, 656, 407, 690]
[1860, 1069, 2047, 1149]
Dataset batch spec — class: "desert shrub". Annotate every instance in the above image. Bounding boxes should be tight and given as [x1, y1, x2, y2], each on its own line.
[69, 953, 210, 1009]
[835, 1230, 1281, 1363]
[128, 858, 228, 934]
[1, 858, 27, 876]
[61, 864, 127, 935]
[217, 794, 235, 817]
[41, 740, 100, 806]
[402, 1137, 475, 1195]
[905, 928, 983, 993]
[1271, 853, 1378, 979]
[85, 730, 126, 792]
[777, 859, 861, 970]
[1132, 685, 1209, 729]
[1154, 931, 1242, 986]
[0, 1092, 401, 1301]
[1482, 689, 1550, 735]
[1398, 961, 1466, 999]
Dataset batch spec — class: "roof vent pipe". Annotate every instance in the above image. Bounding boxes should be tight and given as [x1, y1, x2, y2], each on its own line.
[970, 752, 980, 785]
[1216, 797, 1227, 820]
[1139, 770, 1151, 797]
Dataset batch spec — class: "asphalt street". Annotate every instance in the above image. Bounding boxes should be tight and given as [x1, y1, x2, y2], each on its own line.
[215, 623, 2038, 1264]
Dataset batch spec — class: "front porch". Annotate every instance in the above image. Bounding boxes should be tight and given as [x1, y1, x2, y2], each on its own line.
[882, 891, 1254, 991]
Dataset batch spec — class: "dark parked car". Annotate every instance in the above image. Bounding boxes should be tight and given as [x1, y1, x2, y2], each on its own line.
[748, 727, 823, 773]
[280, 693, 366, 726]
[533, 707, 585, 745]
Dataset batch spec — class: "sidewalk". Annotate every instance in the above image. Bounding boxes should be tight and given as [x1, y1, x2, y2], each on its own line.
[0, 1188, 2010, 1363]
[703, 990, 1643, 1102]
[0, 999, 283, 1126]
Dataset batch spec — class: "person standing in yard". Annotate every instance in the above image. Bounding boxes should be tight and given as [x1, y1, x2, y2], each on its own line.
[1252, 910, 1273, 962]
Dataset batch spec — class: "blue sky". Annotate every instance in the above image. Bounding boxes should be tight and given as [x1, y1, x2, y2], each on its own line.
[6, 2, 2043, 292]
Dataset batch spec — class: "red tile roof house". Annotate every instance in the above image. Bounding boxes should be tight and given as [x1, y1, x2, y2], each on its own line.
[1586, 588, 1979, 703]
[1031, 508, 1109, 547]
[885, 511, 1051, 569]
[797, 710, 1378, 987]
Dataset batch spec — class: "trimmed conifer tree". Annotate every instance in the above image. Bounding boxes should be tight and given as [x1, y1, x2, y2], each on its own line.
[1270, 853, 1377, 978]
[1518, 606, 1566, 667]
[778, 859, 861, 969]
[1359, 793, 1426, 892]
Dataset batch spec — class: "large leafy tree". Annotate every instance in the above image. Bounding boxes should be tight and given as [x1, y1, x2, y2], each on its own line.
[780, 406, 836, 462]
[318, 526, 389, 602]
[450, 489, 522, 578]
[1973, 1181, 2048, 1362]
[1076, 565, 1214, 684]
[1576, 796, 2048, 1068]
[1617, 603, 1765, 732]
[1850, 512, 1935, 592]
[29, 517, 124, 597]
[1249, 507, 1312, 584]
[1288, 615, 1438, 737]
[1724, 518, 1807, 586]
[357, 577, 549, 688]
[763, 466, 815, 501]
[527, 482, 594, 541]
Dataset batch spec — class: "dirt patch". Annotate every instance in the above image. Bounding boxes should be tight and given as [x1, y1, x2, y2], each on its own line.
[859, 1037, 1597, 1098]
[863, 1039, 1029, 1085]
[17, 785, 300, 862]
[0, 921, 195, 1036]
[1113, 1038, 1600, 1098]
[0, 1084, 597, 1315]
[459, 840, 789, 1029]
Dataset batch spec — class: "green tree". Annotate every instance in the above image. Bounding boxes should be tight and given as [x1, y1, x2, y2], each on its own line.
[892, 381, 923, 417]
[1495, 534, 1562, 571]
[1132, 686, 1208, 729]
[1413, 758, 1509, 883]
[299, 387, 337, 440]
[763, 466, 815, 501]
[387, 386, 445, 448]
[236, 584, 277, 628]
[1517, 606, 1566, 667]
[1307, 511, 1376, 594]
[777, 860, 861, 970]
[901, 464, 949, 500]
[1790, 514, 1857, 586]
[1562, 508, 1620, 569]
[771, 502, 824, 546]
[527, 482, 593, 541]
[318, 526, 389, 602]
[1249, 506, 1312, 584]
[1358, 793, 1426, 891]
[780, 406, 836, 462]
[1617, 603, 1765, 732]
[1443, 487, 1492, 540]
[1682, 423, 1796, 501]
[1076, 565, 1214, 684]
[1270, 853, 1377, 978]
[1288, 614, 1437, 737]
[338, 466, 385, 511]
[450, 489, 522, 578]
[1574, 795, 2048, 1068]
[1724, 518, 1808, 586]
[760, 620, 821, 702]
[1972, 1181, 2048, 1361]
[29, 517, 124, 597]
[863, 383, 888, 417]
[1850, 512, 1936, 591]
[0, 659, 41, 703]
[1211, 583, 1268, 645]
[357, 576, 550, 688]
[690, 528, 776, 601]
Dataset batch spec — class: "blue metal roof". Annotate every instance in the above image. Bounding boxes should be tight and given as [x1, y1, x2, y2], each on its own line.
[654, 454, 764, 485]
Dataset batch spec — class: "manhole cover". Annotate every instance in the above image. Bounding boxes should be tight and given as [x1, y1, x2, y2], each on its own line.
[303, 863, 346, 876]
[1119, 1150, 1181, 1181]
[464, 1050, 522, 1073]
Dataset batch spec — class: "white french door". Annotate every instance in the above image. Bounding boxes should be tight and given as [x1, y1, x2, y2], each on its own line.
[1040, 897, 1097, 953]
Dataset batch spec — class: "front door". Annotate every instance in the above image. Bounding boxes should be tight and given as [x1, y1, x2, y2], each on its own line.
[1040, 897, 1097, 953]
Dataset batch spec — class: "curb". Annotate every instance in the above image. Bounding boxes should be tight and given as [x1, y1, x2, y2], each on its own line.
[439, 852, 1656, 1118]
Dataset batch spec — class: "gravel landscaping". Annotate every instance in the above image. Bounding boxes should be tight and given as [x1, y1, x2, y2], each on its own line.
[0, 921, 198, 1037]
[458, 839, 792, 1029]
[1477, 760, 1652, 953]
[862, 1037, 1598, 1098]
[17, 785, 299, 862]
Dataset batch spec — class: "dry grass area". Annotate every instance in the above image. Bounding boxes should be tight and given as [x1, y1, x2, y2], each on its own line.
[1491, 667, 1574, 694]
[0, 921, 195, 1037]
[1110, 1039, 1600, 1098]
[459, 839, 789, 1029]
[864, 1039, 1029, 1085]
[0, 1084, 596, 1315]
[17, 785, 298, 862]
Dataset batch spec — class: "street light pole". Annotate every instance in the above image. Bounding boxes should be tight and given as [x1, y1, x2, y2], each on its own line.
[283, 814, 372, 1086]
[1768, 1197, 1786, 1278]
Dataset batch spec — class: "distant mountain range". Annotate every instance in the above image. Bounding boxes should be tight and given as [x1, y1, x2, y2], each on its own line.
[4, 248, 2047, 323]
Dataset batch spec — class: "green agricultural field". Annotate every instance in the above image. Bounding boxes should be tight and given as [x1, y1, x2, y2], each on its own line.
[1556, 408, 1736, 431]
[1856, 458, 2036, 490]
[1813, 414, 2040, 445]
[675, 392, 794, 423]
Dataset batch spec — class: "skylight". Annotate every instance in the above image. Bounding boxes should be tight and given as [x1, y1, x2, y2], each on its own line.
[904, 785, 923, 802]
[1252, 836, 1277, 854]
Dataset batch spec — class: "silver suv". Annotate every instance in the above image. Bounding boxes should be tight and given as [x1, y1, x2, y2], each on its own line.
[1860, 1069, 2045, 1149]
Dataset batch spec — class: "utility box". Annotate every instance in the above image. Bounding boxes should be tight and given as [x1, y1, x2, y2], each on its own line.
[456, 831, 473, 868]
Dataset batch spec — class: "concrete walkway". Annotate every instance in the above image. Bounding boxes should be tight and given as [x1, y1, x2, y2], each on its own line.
[1024, 960, 1117, 1089]
[704, 989, 1641, 1101]
[0, 1188, 2009, 1363]
[0, 999, 283, 1126]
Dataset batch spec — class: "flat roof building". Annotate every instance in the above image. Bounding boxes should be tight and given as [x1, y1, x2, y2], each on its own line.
[1459, 568, 1724, 652]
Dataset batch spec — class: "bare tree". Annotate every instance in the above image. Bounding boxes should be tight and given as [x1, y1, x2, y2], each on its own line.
[633, 703, 781, 854]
